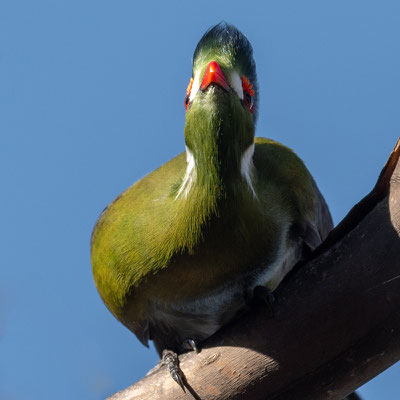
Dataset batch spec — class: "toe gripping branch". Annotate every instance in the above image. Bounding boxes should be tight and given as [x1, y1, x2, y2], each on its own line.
[183, 338, 199, 353]
[162, 349, 185, 392]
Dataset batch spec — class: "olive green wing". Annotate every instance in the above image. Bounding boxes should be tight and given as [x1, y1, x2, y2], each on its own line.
[254, 137, 333, 251]
[91, 152, 187, 345]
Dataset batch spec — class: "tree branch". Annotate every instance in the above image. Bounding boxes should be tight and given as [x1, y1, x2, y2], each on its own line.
[108, 139, 400, 400]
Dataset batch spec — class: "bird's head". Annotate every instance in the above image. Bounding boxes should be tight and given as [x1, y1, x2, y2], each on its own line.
[183, 23, 258, 182]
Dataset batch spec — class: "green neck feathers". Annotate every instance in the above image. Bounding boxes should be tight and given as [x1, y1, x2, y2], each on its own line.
[182, 86, 255, 197]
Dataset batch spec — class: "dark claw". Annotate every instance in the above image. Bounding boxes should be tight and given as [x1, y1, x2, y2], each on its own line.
[184, 338, 199, 353]
[171, 370, 185, 391]
[162, 349, 185, 392]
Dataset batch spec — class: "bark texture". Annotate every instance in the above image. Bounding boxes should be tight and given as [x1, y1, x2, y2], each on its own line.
[108, 139, 400, 400]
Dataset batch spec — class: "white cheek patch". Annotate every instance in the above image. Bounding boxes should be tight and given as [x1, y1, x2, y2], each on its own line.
[175, 147, 196, 199]
[230, 71, 243, 100]
[189, 73, 201, 103]
[240, 143, 257, 198]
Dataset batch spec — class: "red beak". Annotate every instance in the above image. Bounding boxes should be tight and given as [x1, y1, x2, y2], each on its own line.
[200, 61, 230, 92]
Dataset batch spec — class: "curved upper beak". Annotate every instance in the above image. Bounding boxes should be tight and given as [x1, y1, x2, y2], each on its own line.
[200, 61, 230, 92]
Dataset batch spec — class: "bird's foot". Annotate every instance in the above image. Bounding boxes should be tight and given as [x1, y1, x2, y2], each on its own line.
[161, 349, 185, 392]
[161, 339, 201, 391]
[182, 338, 200, 353]
[252, 285, 275, 317]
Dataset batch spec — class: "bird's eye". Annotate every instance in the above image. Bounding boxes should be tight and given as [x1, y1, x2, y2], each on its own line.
[244, 92, 253, 110]
[242, 75, 255, 114]
[185, 77, 194, 111]
[184, 94, 190, 110]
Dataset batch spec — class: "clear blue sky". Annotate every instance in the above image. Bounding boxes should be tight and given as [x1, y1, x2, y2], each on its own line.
[1, 1, 399, 399]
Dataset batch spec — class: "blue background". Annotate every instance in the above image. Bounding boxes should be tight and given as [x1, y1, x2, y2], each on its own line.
[1, 1, 399, 399]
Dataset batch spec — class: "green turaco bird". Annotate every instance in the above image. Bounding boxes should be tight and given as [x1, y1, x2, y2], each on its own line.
[91, 23, 333, 388]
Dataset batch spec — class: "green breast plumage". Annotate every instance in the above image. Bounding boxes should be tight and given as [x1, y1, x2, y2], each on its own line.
[91, 137, 329, 350]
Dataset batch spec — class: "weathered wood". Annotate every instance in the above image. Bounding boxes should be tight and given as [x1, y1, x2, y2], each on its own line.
[108, 139, 400, 400]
